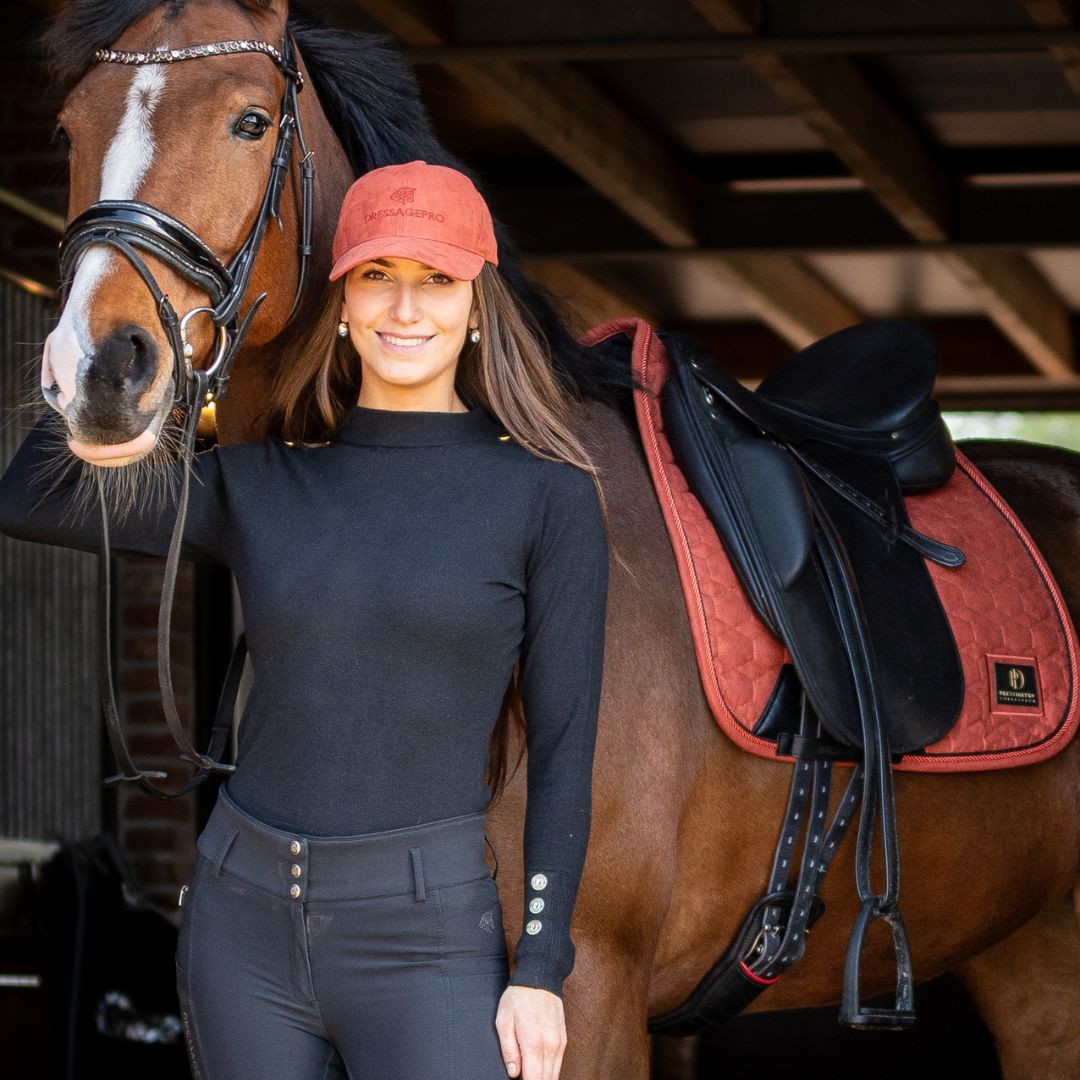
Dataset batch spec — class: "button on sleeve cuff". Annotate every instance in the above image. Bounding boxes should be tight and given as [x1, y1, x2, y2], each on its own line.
[507, 869, 579, 998]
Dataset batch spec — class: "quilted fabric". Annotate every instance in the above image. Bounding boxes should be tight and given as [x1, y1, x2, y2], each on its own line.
[905, 453, 1079, 768]
[583, 317, 1080, 773]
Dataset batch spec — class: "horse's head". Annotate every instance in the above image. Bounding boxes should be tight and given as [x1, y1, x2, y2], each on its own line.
[45, 0, 316, 464]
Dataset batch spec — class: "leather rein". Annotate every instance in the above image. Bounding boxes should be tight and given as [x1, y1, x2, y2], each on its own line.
[57, 34, 315, 798]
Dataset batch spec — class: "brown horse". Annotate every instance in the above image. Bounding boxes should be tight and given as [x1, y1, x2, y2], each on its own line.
[34, 2, 1080, 1077]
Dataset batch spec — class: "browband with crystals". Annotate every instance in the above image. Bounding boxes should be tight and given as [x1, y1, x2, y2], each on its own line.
[93, 39, 301, 86]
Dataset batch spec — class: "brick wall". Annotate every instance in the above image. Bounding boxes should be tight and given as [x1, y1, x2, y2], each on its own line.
[0, 22, 207, 909]
[114, 556, 200, 909]
[0, 55, 67, 287]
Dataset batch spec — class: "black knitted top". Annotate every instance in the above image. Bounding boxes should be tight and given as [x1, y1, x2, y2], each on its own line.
[0, 404, 609, 997]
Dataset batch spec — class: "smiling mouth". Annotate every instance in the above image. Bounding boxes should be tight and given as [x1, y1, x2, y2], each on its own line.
[378, 332, 434, 349]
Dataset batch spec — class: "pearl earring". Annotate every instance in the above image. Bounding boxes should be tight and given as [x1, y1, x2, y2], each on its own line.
[337, 321, 349, 338]
[468, 327, 481, 344]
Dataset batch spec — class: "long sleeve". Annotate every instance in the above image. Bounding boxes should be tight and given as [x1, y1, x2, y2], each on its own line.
[0, 409, 229, 564]
[507, 461, 609, 998]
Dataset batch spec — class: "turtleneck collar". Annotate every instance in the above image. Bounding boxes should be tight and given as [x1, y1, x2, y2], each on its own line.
[335, 403, 504, 447]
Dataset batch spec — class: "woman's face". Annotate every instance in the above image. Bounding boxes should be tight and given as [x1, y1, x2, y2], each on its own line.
[341, 257, 477, 399]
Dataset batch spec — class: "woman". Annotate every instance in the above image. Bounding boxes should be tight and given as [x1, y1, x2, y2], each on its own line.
[0, 161, 609, 1080]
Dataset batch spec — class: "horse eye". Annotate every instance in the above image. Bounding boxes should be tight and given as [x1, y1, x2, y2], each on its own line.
[51, 124, 71, 151]
[233, 112, 270, 140]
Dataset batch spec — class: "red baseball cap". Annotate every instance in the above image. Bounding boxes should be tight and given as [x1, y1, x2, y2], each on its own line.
[329, 160, 499, 282]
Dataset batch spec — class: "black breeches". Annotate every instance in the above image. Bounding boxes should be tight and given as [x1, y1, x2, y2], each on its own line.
[175, 786, 509, 1079]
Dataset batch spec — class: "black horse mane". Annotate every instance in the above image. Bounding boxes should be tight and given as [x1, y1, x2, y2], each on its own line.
[41, 0, 634, 412]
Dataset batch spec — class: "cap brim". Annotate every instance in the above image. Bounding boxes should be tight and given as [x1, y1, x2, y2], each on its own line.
[328, 237, 487, 282]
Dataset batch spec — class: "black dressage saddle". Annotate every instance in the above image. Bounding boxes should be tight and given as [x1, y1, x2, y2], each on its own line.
[648, 320, 967, 1031]
[662, 320, 964, 756]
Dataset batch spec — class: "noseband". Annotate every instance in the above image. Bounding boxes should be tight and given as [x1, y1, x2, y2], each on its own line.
[59, 34, 316, 798]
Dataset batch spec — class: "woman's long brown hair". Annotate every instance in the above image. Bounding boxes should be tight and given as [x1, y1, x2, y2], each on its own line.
[261, 265, 614, 806]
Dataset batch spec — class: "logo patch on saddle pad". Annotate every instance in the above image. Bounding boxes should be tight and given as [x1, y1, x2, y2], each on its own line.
[479, 909, 498, 933]
[991, 658, 1040, 710]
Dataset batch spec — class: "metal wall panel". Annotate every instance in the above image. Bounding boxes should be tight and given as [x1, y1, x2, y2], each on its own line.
[0, 278, 101, 840]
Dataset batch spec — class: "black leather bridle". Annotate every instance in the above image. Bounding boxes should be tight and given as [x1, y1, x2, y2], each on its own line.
[58, 35, 315, 798]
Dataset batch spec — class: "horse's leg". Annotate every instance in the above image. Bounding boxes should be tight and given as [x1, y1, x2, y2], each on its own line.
[956, 888, 1080, 1080]
[563, 944, 654, 1080]
[650, 1033, 699, 1079]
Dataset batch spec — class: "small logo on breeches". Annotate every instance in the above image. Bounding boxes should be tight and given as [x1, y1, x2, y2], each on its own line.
[479, 909, 498, 933]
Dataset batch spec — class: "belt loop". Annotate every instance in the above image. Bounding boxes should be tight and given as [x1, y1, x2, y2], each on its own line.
[484, 834, 499, 881]
[212, 827, 239, 877]
[409, 847, 426, 901]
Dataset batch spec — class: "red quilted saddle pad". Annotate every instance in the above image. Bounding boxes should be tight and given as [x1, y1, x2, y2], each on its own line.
[586, 317, 1080, 773]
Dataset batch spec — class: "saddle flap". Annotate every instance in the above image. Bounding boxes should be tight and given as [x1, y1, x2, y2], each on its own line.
[727, 439, 814, 592]
[660, 341, 861, 735]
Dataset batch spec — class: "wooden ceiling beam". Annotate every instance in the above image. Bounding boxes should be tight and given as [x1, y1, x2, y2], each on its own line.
[742, 54, 949, 243]
[524, 259, 661, 332]
[450, 60, 696, 249]
[0, 265, 57, 300]
[1023, 1, 1080, 98]
[354, 1, 694, 247]
[684, 0, 758, 35]
[353, 0, 862, 348]
[690, 0, 1075, 375]
[705, 253, 861, 349]
[1015, 2, 1080, 376]
[0, 184, 64, 234]
[399, 31, 1080, 64]
[936, 249, 1074, 377]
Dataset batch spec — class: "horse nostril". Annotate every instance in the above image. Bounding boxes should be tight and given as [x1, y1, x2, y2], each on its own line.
[119, 325, 156, 386]
[129, 327, 152, 372]
[91, 324, 159, 394]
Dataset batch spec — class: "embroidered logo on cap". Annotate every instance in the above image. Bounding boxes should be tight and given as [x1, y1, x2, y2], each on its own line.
[390, 187, 415, 203]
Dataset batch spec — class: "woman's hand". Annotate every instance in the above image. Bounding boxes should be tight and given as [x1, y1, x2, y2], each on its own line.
[495, 984, 567, 1080]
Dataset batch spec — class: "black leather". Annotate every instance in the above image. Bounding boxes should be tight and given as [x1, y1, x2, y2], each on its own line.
[752, 664, 802, 741]
[673, 323, 957, 493]
[659, 329, 963, 754]
[757, 320, 936, 432]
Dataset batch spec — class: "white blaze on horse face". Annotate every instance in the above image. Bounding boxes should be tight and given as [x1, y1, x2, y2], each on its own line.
[44, 63, 166, 410]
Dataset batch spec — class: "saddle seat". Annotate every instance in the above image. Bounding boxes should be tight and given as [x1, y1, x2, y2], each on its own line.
[760, 320, 938, 434]
[683, 320, 956, 493]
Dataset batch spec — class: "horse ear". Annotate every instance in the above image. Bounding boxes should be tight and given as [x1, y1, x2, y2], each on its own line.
[259, 0, 290, 32]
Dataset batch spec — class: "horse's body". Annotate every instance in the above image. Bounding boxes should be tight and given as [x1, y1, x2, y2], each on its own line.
[35, 2, 1080, 1076]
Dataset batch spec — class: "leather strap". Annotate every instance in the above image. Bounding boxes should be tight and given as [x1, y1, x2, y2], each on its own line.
[75, 33, 311, 798]
[647, 729, 863, 1035]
